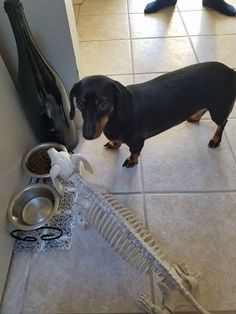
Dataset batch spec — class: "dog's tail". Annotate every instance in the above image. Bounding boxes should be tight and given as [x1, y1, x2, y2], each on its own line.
[69, 84, 77, 120]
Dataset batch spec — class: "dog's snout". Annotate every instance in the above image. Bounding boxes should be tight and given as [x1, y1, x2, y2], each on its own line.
[83, 132, 96, 140]
[83, 123, 96, 140]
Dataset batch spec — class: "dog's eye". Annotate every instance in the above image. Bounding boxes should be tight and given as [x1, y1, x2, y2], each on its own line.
[76, 98, 85, 110]
[97, 99, 109, 111]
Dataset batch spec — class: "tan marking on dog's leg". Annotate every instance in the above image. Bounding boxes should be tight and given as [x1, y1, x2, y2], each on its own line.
[187, 108, 208, 123]
[104, 141, 122, 150]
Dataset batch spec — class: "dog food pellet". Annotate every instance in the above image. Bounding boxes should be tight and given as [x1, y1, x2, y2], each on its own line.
[27, 148, 52, 175]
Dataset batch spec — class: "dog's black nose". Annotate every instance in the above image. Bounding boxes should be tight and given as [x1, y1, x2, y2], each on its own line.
[82, 123, 96, 140]
[83, 133, 95, 140]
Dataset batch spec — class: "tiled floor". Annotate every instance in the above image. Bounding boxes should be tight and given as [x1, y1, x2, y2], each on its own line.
[1, 0, 236, 313]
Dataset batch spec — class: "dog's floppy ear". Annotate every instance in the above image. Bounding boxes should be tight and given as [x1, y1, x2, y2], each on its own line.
[69, 83, 79, 120]
[111, 80, 133, 121]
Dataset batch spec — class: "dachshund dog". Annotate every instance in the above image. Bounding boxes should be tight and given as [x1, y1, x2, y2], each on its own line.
[70, 62, 236, 168]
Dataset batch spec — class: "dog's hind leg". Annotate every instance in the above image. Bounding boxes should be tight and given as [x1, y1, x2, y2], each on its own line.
[187, 108, 208, 123]
[208, 119, 228, 148]
[208, 98, 235, 148]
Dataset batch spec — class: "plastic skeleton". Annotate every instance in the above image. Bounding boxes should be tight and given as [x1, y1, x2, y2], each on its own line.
[48, 148, 211, 314]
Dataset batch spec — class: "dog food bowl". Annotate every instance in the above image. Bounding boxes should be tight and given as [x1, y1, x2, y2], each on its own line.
[23, 142, 67, 178]
[7, 184, 60, 231]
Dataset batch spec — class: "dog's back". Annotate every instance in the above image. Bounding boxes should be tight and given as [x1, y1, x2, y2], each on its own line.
[126, 62, 236, 132]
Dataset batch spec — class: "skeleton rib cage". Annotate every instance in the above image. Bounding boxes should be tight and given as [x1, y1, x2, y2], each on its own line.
[71, 174, 211, 314]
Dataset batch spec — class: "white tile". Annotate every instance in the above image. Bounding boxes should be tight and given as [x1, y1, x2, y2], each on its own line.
[141, 121, 236, 192]
[79, 0, 127, 15]
[182, 11, 236, 36]
[177, 0, 207, 11]
[78, 40, 132, 76]
[134, 73, 165, 83]
[108, 74, 134, 86]
[146, 193, 236, 311]
[77, 14, 130, 41]
[132, 38, 197, 73]
[225, 119, 236, 156]
[75, 134, 143, 193]
[191, 35, 236, 68]
[130, 12, 186, 38]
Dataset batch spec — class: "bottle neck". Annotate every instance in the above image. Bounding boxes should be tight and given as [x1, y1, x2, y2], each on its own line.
[4, 0, 38, 54]
[4, 0, 58, 99]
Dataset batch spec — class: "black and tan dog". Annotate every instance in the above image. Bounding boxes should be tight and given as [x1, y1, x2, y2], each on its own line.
[70, 62, 236, 168]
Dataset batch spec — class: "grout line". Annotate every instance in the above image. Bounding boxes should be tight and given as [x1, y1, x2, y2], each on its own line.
[79, 34, 236, 43]
[127, 0, 135, 83]
[225, 131, 236, 165]
[178, 9, 200, 63]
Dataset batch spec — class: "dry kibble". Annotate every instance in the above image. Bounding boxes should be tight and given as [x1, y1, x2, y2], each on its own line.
[27, 148, 52, 175]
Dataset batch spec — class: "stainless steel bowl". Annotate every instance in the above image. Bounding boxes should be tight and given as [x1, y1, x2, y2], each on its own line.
[7, 184, 60, 231]
[23, 142, 67, 178]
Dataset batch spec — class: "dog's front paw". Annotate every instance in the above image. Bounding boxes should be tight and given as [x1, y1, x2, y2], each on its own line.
[122, 157, 138, 168]
[208, 139, 220, 148]
[104, 141, 121, 150]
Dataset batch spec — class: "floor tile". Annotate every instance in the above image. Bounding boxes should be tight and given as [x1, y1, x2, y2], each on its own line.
[1, 253, 32, 314]
[75, 134, 143, 193]
[79, 0, 127, 15]
[141, 121, 236, 192]
[191, 35, 236, 68]
[181, 11, 236, 36]
[225, 119, 236, 158]
[77, 14, 130, 41]
[214, 198, 236, 311]
[134, 73, 164, 83]
[18, 195, 150, 314]
[108, 74, 134, 86]
[128, 0, 177, 13]
[132, 38, 197, 73]
[177, 0, 207, 11]
[145, 192, 236, 311]
[130, 12, 187, 38]
[78, 40, 132, 76]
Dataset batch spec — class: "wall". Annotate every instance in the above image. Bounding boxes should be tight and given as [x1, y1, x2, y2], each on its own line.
[0, 57, 35, 303]
[0, 0, 80, 303]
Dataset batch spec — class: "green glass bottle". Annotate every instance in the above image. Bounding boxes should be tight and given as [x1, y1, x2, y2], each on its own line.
[4, 0, 78, 149]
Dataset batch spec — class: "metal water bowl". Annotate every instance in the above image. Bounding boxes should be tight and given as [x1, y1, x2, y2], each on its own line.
[8, 184, 60, 231]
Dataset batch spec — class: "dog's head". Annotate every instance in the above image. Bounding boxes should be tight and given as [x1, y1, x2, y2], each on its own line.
[69, 75, 133, 140]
